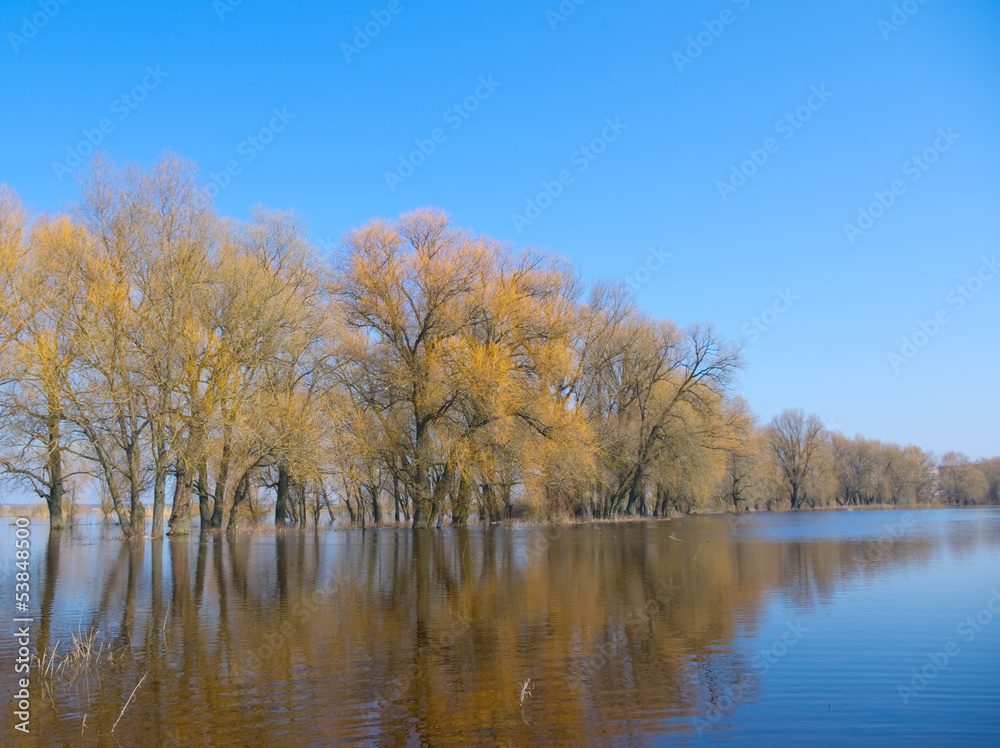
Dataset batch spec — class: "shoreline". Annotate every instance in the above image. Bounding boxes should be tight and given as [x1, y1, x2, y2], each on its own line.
[4, 502, 995, 537]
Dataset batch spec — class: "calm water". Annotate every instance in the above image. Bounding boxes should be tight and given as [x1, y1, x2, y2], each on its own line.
[2, 509, 999, 746]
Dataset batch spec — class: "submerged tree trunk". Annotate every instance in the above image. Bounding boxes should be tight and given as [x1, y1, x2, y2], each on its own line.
[275, 464, 290, 526]
[413, 464, 451, 528]
[409, 419, 437, 527]
[625, 465, 645, 517]
[168, 462, 194, 535]
[344, 492, 357, 524]
[226, 472, 250, 533]
[150, 395, 170, 537]
[393, 473, 402, 523]
[321, 487, 336, 524]
[127, 443, 146, 537]
[369, 483, 382, 525]
[311, 484, 323, 525]
[45, 410, 65, 531]
[197, 461, 212, 529]
[88, 433, 132, 535]
[211, 428, 231, 528]
[210, 478, 227, 527]
[480, 483, 505, 524]
[152, 465, 167, 538]
[411, 468, 433, 527]
[452, 472, 472, 526]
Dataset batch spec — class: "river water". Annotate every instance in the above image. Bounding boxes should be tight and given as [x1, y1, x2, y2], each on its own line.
[2, 508, 999, 745]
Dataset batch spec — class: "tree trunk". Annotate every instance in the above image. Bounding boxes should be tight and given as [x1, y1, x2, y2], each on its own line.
[369, 483, 382, 525]
[197, 462, 212, 529]
[625, 465, 644, 516]
[127, 444, 146, 537]
[414, 464, 451, 528]
[393, 473, 402, 523]
[452, 472, 472, 526]
[226, 472, 250, 533]
[410, 418, 435, 527]
[168, 463, 194, 535]
[211, 429, 231, 528]
[312, 485, 322, 525]
[480, 483, 502, 524]
[45, 410, 64, 531]
[275, 464, 290, 525]
[412, 499, 428, 527]
[150, 395, 170, 537]
[152, 465, 167, 537]
[322, 487, 336, 524]
[411, 467, 433, 527]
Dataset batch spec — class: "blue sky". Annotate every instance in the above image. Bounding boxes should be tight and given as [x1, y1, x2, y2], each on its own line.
[2, 0, 998, 459]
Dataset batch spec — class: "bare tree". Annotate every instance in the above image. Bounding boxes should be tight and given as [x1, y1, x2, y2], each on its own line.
[768, 409, 825, 510]
[0, 209, 85, 530]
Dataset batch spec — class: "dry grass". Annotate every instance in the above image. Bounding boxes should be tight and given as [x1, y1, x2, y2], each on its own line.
[0, 502, 103, 522]
[0, 501, 50, 519]
[33, 625, 123, 682]
[111, 671, 148, 733]
[518, 678, 533, 703]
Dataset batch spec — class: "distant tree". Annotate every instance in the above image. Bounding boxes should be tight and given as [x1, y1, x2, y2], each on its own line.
[714, 398, 777, 512]
[939, 452, 989, 506]
[767, 409, 825, 510]
[830, 434, 882, 506]
[975, 457, 1000, 505]
[882, 444, 936, 507]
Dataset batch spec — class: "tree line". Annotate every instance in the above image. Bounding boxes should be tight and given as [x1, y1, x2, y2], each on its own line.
[1, 155, 997, 534]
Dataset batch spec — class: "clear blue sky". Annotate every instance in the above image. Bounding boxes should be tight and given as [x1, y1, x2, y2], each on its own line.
[2, 0, 998, 459]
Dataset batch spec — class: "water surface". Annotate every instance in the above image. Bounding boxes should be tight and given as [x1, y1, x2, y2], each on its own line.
[2, 509, 999, 745]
